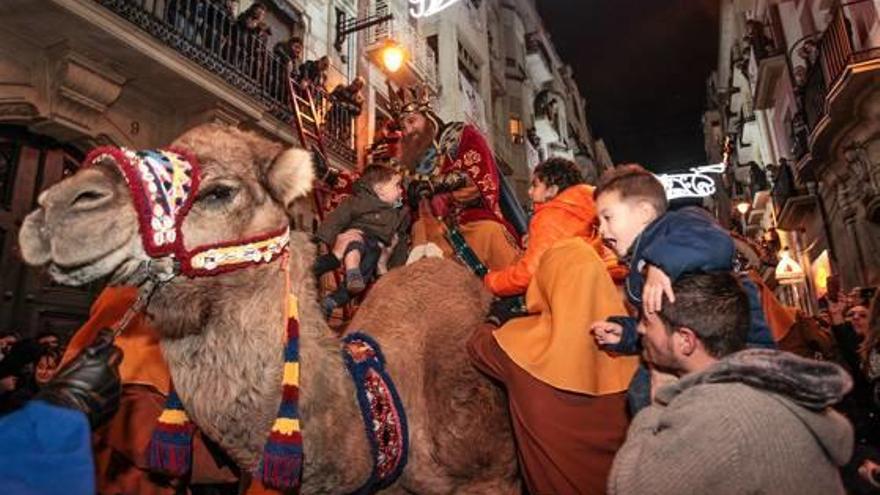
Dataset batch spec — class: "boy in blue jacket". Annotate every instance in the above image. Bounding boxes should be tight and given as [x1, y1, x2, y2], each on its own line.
[589, 164, 775, 413]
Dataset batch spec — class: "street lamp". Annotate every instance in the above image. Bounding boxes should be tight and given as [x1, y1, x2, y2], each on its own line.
[381, 41, 406, 73]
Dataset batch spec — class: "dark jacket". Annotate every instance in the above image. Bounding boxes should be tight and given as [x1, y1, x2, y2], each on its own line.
[316, 180, 408, 248]
[603, 207, 776, 413]
[624, 207, 736, 304]
[609, 207, 775, 351]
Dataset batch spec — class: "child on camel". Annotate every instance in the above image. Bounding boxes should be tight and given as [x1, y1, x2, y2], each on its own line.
[484, 158, 624, 325]
[589, 164, 775, 413]
[313, 165, 409, 316]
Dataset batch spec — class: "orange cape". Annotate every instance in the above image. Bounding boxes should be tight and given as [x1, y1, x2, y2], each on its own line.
[493, 237, 639, 395]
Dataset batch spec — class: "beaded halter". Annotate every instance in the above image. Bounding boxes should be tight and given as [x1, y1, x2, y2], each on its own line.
[83, 146, 289, 278]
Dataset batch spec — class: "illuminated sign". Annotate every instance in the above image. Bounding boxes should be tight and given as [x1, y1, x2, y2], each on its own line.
[409, 0, 464, 18]
[776, 247, 806, 284]
[656, 163, 725, 200]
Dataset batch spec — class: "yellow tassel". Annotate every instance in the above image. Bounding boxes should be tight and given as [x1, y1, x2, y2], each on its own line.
[157, 409, 189, 425]
[272, 418, 301, 434]
[283, 362, 299, 385]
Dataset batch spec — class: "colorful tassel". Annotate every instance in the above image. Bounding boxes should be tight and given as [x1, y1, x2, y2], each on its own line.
[258, 299, 305, 490]
[147, 389, 196, 476]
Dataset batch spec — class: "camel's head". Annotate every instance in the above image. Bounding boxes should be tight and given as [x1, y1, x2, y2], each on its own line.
[19, 124, 313, 286]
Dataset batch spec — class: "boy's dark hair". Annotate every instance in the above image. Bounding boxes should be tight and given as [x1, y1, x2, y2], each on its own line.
[359, 164, 398, 187]
[594, 164, 668, 215]
[533, 158, 584, 192]
[656, 272, 750, 358]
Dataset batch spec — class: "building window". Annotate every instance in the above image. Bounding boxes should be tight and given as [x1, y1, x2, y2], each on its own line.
[509, 117, 524, 144]
[458, 42, 480, 83]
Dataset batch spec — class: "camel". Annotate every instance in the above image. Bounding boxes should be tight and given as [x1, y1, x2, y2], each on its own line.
[18, 124, 518, 493]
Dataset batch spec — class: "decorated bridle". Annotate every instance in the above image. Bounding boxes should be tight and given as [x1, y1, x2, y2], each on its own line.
[85, 146, 290, 277]
[83, 146, 291, 334]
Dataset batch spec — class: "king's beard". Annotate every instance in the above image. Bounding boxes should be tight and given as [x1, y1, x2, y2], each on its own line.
[399, 123, 436, 173]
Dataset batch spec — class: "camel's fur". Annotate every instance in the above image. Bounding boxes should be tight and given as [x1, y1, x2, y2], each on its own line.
[18, 124, 518, 493]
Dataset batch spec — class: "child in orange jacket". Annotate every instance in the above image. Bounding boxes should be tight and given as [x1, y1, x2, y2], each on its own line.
[484, 158, 624, 298]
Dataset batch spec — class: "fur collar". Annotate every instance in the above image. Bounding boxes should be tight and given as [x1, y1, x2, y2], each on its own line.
[657, 349, 853, 411]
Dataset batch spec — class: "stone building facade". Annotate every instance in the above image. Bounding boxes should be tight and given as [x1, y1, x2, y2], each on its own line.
[705, 0, 880, 309]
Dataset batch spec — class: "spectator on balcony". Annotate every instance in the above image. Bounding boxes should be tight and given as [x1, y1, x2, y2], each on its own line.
[236, 2, 272, 79]
[797, 39, 819, 72]
[273, 35, 304, 76]
[745, 19, 772, 60]
[748, 161, 769, 192]
[330, 76, 365, 116]
[271, 35, 303, 102]
[299, 55, 330, 91]
[327, 76, 365, 143]
[205, 0, 237, 55]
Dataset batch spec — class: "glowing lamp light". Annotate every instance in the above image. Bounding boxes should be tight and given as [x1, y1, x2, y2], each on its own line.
[382, 43, 405, 73]
[775, 247, 805, 285]
[736, 201, 751, 215]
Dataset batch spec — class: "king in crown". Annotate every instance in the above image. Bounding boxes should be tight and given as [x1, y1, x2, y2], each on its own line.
[390, 83, 521, 271]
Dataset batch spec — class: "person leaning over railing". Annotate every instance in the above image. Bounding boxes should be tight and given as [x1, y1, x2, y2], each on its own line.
[328, 77, 365, 143]
[235, 2, 271, 79]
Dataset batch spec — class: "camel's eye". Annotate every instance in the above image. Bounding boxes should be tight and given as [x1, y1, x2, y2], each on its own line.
[196, 184, 238, 207]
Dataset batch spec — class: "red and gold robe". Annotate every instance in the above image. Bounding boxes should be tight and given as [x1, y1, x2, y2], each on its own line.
[411, 123, 520, 270]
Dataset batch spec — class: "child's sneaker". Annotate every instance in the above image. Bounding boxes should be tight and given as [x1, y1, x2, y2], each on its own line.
[321, 295, 338, 319]
[346, 268, 366, 294]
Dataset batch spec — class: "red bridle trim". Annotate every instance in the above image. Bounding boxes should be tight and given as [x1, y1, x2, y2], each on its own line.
[179, 226, 290, 278]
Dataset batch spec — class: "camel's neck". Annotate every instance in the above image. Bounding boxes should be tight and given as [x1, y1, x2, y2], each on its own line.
[149, 253, 324, 470]
[149, 235, 366, 479]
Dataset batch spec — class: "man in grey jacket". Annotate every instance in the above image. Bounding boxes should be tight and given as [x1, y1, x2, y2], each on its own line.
[608, 272, 854, 495]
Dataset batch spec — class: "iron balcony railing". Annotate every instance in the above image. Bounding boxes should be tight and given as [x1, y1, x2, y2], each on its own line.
[771, 162, 807, 217]
[97, 0, 358, 164]
[312, 85, 359, 165]
[800, 0, 880, 133]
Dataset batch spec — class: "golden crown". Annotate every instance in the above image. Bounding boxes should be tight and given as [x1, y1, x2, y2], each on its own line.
[388, 83, 434, 120]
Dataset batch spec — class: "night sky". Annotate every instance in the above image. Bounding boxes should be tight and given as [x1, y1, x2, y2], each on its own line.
[536, 0, 720, 173]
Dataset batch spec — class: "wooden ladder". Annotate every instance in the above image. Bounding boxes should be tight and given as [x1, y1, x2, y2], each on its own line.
[286, 76, 355, 322]
[287, 77, 330, 221]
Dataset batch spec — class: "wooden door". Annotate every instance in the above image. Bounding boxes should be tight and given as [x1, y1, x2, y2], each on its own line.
[0, 127, 103, 341]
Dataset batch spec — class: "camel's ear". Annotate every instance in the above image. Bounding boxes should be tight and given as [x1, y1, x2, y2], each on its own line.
[265, 148, 314, 214]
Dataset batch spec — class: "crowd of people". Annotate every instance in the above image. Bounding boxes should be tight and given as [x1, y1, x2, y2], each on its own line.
[303, 93, 880, 492]
[163, 0, 365, 141]
[0, 331, 66, 414]
[2, 82, 880, 495]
